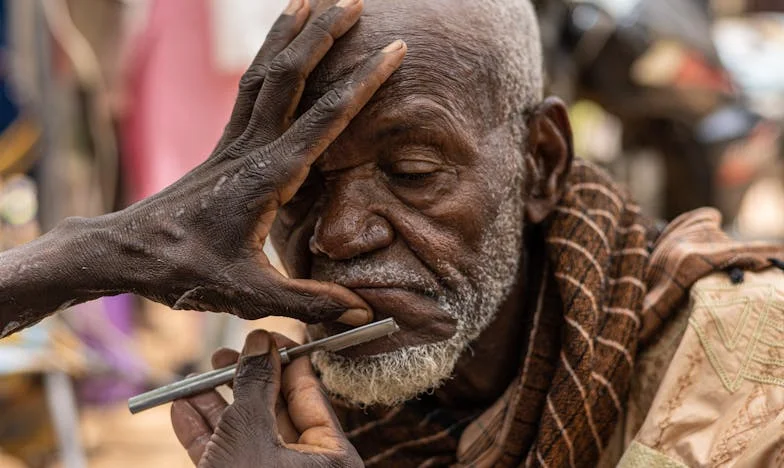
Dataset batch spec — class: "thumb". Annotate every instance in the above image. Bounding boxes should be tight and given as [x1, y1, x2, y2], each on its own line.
[197, 332, 282, 466]
[241, 266, 373, 326]
[282, 277, 373, 326]
[231, 331, 280, 429]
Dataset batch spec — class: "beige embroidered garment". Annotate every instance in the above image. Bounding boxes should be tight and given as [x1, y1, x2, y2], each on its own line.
[616, 267, 784, 467]
[334, 161, 784, 467]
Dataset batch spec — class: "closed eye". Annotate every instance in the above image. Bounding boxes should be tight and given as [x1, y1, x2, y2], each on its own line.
[389, 172, 437, 182]
[384, 159, 441, 185]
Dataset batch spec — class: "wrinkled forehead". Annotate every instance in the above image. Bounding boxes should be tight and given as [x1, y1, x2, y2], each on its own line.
[300, 0, 503, 130]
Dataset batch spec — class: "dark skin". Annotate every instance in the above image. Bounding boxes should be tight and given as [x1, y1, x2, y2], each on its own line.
[0, 0, 407, 337]
[173, 1, 574, 466]
[0, 0, 573, 464]
[2, 1, 398, 466]
[172, 330, 365, 467]
[272, 0, 574, 405]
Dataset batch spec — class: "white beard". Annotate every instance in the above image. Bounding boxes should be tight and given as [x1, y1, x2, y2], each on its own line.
[312, 167, 526, 407]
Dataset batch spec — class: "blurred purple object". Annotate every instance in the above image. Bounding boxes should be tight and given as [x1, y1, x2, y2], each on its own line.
[75, 295, 148, 404]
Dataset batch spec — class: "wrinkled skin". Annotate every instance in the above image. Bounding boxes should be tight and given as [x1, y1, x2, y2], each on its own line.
[172, 0, 574, 466]
[172, 330, 364, 468]
[0, 0, 407, 335]
[271, 0, 574, 403]
[0, 0, 576, 465]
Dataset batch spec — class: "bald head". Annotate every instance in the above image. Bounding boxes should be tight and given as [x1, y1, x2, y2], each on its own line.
[303, 0, 544, 129]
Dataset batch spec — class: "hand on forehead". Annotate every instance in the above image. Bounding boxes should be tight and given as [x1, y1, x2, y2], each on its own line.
[298, 0, 545, 135]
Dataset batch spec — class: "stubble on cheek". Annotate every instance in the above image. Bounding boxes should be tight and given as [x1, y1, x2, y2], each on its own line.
[312, 155, 528, 406]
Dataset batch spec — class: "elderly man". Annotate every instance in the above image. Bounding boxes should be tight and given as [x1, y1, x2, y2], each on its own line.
[1, 0, 783, 466]
[164, 1, 784, 467]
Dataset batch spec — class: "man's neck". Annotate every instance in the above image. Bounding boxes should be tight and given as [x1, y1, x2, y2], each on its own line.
[432, 227, 545, 409]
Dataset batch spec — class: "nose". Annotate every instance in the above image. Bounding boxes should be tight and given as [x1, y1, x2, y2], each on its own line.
[309, 181, 395, 261]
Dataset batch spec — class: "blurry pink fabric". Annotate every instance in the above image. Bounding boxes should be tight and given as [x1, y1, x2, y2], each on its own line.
[122, 0, 241, 201]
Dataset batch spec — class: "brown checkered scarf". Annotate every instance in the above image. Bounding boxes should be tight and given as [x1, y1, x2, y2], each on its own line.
[335, 160, 784, 467]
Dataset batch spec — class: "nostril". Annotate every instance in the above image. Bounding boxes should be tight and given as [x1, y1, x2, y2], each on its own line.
[308, 235, 323, 256]
[309, 217, 327, 256]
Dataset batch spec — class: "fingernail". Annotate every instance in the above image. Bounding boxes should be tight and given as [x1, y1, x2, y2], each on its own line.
[336, 0, 358, 8]
[382, 40, 405, 53]
[244, 331, 271, 356]
[284, 0, 304, 14]
[338, 308, 373, 326]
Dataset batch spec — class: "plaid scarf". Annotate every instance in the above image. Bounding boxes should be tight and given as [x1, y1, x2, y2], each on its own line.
[334, 161, 784, 467]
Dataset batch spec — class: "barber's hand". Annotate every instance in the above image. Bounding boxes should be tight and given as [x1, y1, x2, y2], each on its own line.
[110, 0, 406, 325]
[171, 330, 361, 468]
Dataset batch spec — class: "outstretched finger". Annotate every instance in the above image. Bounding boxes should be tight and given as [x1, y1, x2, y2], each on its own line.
[215, 0, 311, 155]
[245, 0, 364, 145]
[251, 39, 407, 204]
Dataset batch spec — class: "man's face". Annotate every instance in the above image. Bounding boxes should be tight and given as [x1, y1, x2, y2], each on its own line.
[270, 0, 530, 405]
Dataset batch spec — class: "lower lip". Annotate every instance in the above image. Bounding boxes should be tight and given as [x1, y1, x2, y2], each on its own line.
[318, 288, 457, 357]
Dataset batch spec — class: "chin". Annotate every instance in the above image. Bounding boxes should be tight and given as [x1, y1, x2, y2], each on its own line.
[311, 335, 467, 407]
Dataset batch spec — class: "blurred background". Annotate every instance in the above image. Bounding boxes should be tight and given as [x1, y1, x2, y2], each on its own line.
[0, 0, 782, 466]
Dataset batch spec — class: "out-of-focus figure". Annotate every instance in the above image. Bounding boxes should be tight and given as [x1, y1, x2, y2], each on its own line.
[712, 7, 784, 238]
[536, 0, 783, 236]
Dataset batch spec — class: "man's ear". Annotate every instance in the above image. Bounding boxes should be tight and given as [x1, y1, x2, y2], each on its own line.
[524, 97, 574, 224]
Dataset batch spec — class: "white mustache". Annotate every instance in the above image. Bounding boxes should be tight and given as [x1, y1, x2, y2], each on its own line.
[312, 258, 441, 295]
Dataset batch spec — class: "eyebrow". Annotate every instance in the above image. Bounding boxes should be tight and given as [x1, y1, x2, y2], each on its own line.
[370, 99, 471, 149]
[373, 122, 418, 141]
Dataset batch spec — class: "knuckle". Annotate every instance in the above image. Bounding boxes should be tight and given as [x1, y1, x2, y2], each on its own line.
[264, 25, 288, 44]
[221, 406, 268, 445]
[238, 70, 264, 91]
[236, 354, 276, 385]
[268, 48, 305, 83]
[309, 12, 335, 37]
[305, 296, 341, 322]
[314, 88, 346, 116]
[242, 154, 277, 181]
[291, 291, 343, 323]
[283, 377, 321, 405]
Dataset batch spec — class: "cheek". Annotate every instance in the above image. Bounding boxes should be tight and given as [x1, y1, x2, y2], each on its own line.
[378, 179, 501, 282]
[419, 130, 522, 253]
[271, 164, 507, 281]
[424, 169, 501, 250]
